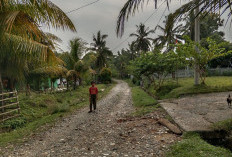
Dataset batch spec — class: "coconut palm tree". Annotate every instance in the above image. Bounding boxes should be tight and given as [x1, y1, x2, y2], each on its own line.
[0, 0, 76, 91]
[91, 31, 108, 50]
[153, 13, 184, 51]
[60, 38, 87, 90]
[130, 23, 154, 53]
[116, 0, 232, 37]
[91, 31, 113, 70]
[116, 0, 231, 85]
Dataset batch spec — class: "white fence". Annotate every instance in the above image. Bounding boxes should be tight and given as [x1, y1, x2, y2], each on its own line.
[166, 67, 232, 78]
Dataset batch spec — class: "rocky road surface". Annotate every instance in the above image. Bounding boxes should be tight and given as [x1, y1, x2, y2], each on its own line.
[2, 80, 180, 157]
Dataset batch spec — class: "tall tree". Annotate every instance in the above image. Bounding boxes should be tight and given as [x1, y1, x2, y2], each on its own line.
[130, 23, 154, 53]
[116, 0, 232, 37]
[183, 12, 224, 41]
[0, 0, 76, 91]
[116, 0, 232, 85]
[91, 31, 113, 70]
[153, 13, 184, 51]
[60, 38, 87, 90]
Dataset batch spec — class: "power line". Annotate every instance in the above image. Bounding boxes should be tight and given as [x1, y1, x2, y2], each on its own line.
[154, 5, 168, 30]
[112, 1, 167, 52]
[66, 0, 100, 14]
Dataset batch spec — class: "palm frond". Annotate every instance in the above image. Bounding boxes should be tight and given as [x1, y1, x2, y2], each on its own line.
[31, 65, 68, 77]
[1, 33, 48, 60]
[6, 0, 76, 31]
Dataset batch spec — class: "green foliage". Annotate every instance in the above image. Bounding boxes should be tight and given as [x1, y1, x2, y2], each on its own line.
[156, 76, 232, 99]
[1, 117, 26, 130]
[111, 48, 134, 79]
[176, 36, 231, 84]
[154, 13, 184, 51]
[155, 83, 180, 99]
[91, 31, 113, 70]
[0, 0, 76, 91]
[132, 86, 157, 107]
[212, 119, 232, 132]
[70, 38, 87, 61]
[208, 42, 232, 68]
[48, 103, 70, 114]
[167, 132, 231, 157]
[126, 80, 158, 116]
[99, 68, 112, 83]
[130, 23, 154, 52]
[131, 51, 186, 89]
[184, 12, 224, 41]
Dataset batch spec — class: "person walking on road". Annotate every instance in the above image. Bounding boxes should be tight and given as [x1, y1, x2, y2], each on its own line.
[89, 81, 98, 113]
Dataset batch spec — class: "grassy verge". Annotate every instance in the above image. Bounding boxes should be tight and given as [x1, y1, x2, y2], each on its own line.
[125, 80, 159, 116]
[0, 83, 115, 146]
[212, 119, 232, 132]
[147, 76, 232, 99]
[167, 132, 232, 157]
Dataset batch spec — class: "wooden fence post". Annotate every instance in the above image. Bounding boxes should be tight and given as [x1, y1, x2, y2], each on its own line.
[0, 90, 20, 123]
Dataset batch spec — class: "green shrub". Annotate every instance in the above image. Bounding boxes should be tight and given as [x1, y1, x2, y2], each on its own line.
[47, 103, 70, 114]
[47, 104, 60, 114]
[222, 71, 232, 76]
[58, 104, 70, 113]
[99, 68, 112, 83]
[2, 117, 26, 130]
[156, 83, 180, 99]
[212, 119, 232, 132]
[56, 98, 63, 103]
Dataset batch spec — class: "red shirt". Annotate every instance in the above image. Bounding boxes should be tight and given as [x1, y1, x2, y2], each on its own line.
[89, 86, 98, 95]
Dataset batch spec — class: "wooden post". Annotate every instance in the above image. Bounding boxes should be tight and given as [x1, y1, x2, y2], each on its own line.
[15, 89, 20, 114]
[0, 90, 20, 122]
[0, 71, 4, 119]
[194, 1, 200, 85]
[1, 91, 4, 120]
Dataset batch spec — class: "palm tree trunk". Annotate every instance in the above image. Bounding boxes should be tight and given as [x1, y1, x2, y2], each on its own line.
[26, 84, 31, 96]
[194, 2, 200, 85]
[0, 70, 3, 93]
[67, 80, 69, 90]
[0, 70, 3, 113]
[73, 77, 77, 90]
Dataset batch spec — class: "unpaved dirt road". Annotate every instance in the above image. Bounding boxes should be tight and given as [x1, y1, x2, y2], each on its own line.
[2, 80, 180, 157]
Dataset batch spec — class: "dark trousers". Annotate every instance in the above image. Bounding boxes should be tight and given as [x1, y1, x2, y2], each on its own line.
[90, 94, 97, 111]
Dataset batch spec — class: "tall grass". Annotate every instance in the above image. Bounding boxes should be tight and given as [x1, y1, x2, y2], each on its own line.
[146, 76, 232, 99]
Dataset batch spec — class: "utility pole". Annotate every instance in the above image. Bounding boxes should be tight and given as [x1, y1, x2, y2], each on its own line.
[194, 3, 200, 85]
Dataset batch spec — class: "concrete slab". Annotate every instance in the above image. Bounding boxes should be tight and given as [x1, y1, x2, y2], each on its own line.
[160, 92, 232, 132]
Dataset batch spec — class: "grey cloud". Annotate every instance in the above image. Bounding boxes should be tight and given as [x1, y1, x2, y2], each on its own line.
[44, 0, 231, 54]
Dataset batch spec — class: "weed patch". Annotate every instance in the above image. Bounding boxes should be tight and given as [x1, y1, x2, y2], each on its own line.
[126, 80, 159, 116]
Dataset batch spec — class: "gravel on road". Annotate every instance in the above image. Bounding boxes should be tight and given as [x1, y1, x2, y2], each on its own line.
[2, 80, 180, 157]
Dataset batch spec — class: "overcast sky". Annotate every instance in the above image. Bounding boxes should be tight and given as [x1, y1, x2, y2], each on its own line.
[44, 0, 232, 54]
